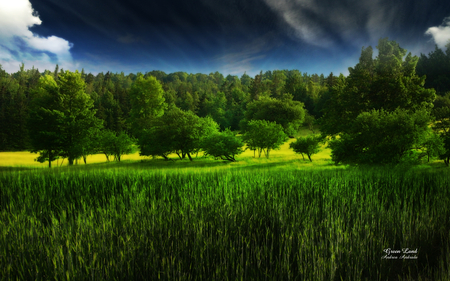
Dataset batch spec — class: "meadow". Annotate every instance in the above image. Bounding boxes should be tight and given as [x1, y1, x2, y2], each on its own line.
[1, 132, 450, 280]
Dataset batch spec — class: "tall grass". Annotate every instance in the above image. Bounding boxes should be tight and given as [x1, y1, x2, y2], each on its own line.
[1, 166, 449, 280]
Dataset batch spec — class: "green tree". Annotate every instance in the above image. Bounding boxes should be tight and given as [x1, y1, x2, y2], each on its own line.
[240, 95, 305, 137]
[419, 131, 445, 163]
[138, 117, 175, 160]
[319, 38, 436, 165]
[328, 108, 431, 165]
[98, 130, 117, 162]
[138, 107, 219, 161]
[430, 93, 450, 165]
[201, 129, 244, 162]
[29, 71, 102, 166]
[110, 132, 136, 161]
[129, 73, 167, 134]
[290, 134, 323, 161]
[242, 120, 288, 158]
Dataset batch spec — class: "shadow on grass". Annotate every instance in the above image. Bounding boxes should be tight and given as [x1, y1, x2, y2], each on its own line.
[2, 156, 446, 174]
[0, 166, 35, 172]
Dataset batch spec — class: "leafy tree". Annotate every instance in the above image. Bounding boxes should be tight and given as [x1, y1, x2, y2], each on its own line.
[328, 108, 431, 165]
[138, 107, 219, 161]
[240, 95, 305, 137]
[129, 73, 167, 134]
[419, 131, 445, 163]
[79, 126, 102, 164]
[57, 71, 103, 165]
[201, 129, 244, 161]
[111, 132, 136, 161]
[430, 93, 450, 165]
[138, 117, 175, 160]
[29, 71, 102, 166]
[98, 130, 117, 162]
[98, 130, 135, 162]
[242, 120, 288, 158]
[320, 38, 436, 165]
[290, 134, 323, 161]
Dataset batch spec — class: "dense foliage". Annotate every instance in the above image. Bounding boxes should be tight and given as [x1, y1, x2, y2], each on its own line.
[28, 71, 103, 167]
[240, 95, 305, 137]
[2, 38, 450, 166]
[320, 38, 437, 165]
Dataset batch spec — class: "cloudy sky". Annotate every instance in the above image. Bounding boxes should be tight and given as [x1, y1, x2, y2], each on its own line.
[1, 0, 450, 77]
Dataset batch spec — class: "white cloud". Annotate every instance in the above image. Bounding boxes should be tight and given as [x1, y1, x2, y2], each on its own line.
[214, 32, 280, 76]
[263, 0, 399, 48]
[0, 0, 76, 73]
[425, 17, 450, 49]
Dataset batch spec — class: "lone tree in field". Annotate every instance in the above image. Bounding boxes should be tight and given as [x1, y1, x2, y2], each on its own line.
[201, 129, 244, 161]
[242, 119, 288, 158]
[290, 134, 323, 162]
[319, 38, 436, 165]
[29, 71, 102, 167]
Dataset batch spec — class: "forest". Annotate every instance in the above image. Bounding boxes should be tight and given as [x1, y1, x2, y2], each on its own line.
[1, 38, 450, 168]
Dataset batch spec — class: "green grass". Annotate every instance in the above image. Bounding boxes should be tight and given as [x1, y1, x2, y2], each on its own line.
[1, 163, 450, 280]
[1, 127, 450, 280]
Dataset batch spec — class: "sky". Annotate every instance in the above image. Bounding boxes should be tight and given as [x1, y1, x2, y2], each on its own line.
[1, 0, 450, 78]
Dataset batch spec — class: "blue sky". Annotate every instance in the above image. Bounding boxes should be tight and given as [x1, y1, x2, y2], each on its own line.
[1, 0, 450, 77]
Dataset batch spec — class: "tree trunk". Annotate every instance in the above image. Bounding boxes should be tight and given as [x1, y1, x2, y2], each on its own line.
[187, 152, 193, 161]
[68, 157, 74, 165]
[308, 154, 312, 162]
[83, 155, 87, 164]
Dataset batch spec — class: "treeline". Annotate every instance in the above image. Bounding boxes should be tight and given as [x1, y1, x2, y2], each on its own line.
[1, 38, 450, 166]
[0, 64, 330, 152]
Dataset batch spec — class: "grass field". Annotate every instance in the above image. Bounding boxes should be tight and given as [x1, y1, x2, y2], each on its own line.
[1, 129, 450, 280]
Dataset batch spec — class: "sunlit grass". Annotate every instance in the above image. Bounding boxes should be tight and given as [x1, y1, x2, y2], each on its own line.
[0, 127, 334, 169]
[1, 127, 449, 279]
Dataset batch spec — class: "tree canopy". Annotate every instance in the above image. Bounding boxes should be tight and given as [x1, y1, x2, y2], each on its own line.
[201, 129, 244, 161]
[319, 38, 436, 165]
[241, 95, 305, 137]
[242, 120, 288, 158]
[28, 71, 102, 166]
[138, 107, 219, 161]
